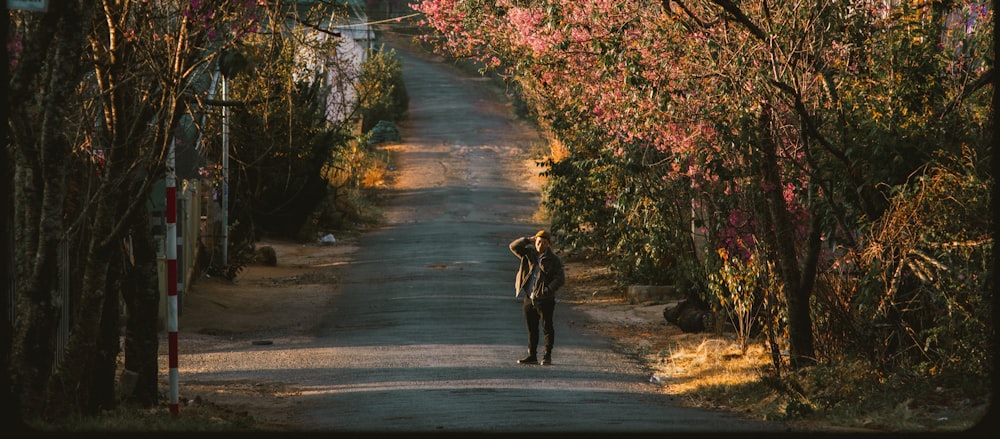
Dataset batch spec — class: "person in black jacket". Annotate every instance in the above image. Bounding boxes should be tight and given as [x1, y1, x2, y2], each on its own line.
[509, 230, 565, 365]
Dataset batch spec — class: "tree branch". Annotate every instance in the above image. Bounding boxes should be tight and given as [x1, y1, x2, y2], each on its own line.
[711, 0, 767, 41]
[940, 67, 995, 120]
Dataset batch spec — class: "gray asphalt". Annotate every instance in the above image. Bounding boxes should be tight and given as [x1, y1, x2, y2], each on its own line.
[269, 43, 788, 433]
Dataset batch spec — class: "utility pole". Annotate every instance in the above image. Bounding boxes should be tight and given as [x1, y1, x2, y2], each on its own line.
[221, 73, 229, 266]
[218, 48, 245, 267]
[165, 140, 179, 416]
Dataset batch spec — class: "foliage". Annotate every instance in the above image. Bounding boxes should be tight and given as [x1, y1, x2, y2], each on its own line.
[853, 148, 990, 377]
[199, 5, 406, 280]
[319, 133, 393, 230]
[194, 1, 371, 278]
[537, 110, 696, 287]
[356, 45, 410, 132]
[302, 43, 408, 234]
[706, 247, 773, 355]
[412, 0, 993, 382]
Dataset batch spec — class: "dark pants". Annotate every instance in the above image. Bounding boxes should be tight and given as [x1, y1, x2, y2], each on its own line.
[523, 298, 555, 357]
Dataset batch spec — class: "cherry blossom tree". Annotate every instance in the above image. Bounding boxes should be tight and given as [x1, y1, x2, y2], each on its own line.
[412, 0, 992, 371]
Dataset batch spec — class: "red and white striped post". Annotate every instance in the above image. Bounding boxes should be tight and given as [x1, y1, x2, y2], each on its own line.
[166, 139, 180, 416]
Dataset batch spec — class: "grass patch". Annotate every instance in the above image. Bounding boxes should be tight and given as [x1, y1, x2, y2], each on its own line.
[649, 334, 990, 432]
[23, 400, 259, 432]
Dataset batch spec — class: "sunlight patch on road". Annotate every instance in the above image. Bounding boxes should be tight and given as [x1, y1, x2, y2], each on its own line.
[294, 378, 647, 395]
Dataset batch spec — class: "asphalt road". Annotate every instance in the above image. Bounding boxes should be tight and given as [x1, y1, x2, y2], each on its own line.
[257, 43, 786, 433]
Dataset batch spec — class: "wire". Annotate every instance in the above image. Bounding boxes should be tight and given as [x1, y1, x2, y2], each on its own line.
[336, 12, 423, 27]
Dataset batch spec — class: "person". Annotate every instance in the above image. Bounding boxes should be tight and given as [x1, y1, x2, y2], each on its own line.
[509, 230, 565, 365]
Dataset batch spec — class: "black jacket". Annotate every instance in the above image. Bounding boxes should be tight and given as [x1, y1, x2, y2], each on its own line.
[509, 236, 565, 301]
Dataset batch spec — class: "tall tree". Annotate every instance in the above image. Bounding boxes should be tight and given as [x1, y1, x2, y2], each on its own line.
[8, 0, 100, 419]
[7, 0, 265, 420]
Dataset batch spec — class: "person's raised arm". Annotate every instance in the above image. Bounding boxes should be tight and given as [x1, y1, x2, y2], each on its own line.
[509, 236, 533, 257]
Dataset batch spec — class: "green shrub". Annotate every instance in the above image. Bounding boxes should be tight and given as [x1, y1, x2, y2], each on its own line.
[356, 45, 409, 133]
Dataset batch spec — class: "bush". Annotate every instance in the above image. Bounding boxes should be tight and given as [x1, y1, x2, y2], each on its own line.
[821, 148, 992, 378]
[356, 45, 409, 133]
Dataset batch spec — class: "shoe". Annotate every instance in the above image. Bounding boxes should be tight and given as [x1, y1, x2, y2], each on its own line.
[541, 356, 552, 366]
[517, 355, 538, 364]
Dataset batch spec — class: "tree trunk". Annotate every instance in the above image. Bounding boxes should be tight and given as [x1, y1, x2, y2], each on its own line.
[757, 107, 816, 369]
[92, 259, 124, 412]
[44, 236, 114, 419]
[123, 214, 162, 407]
[9, 162, 57, 418]
[7, 0, 97, 421]
[1, 11, 17, 424]
[11, 146, 74, 420]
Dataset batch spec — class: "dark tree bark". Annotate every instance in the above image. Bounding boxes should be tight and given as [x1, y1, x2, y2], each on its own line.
[8, 1, 98, 420]
[1, 11, 19, 431]
[123, 214, 162, 407]
[45, 237, 113, 419]
[91, 258, 124, 413]
[757, 107, 816, 369]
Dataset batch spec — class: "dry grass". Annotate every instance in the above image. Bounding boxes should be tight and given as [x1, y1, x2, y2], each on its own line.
[561, 256, 990, 433]
[653, 336, 768, 395]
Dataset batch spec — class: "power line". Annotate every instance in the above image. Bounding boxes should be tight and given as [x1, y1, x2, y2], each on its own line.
[337, 12, 423, 28]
